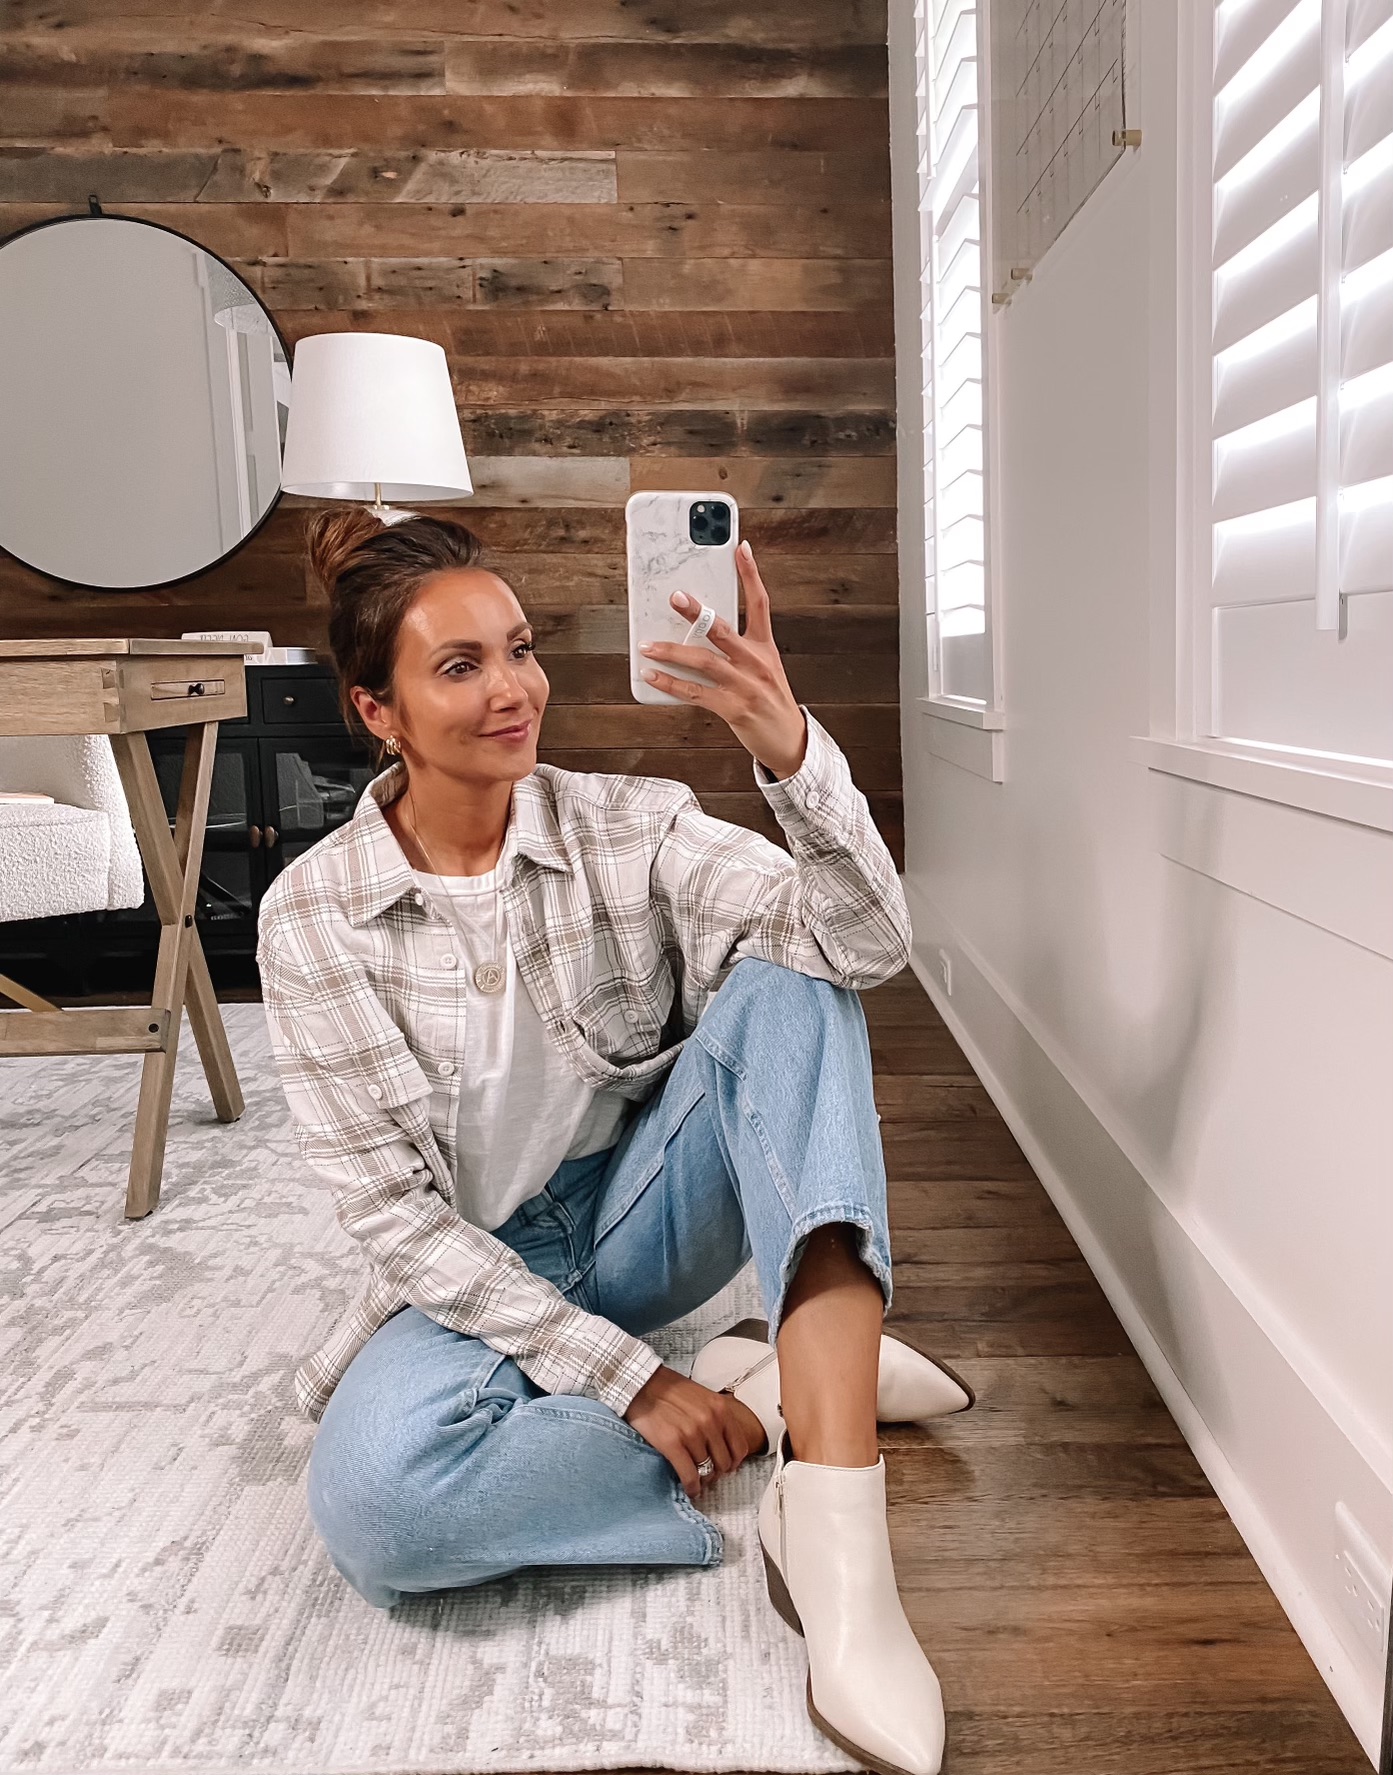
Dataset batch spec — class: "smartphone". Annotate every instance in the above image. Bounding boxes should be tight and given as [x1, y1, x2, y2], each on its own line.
[626, 491, 740, 706]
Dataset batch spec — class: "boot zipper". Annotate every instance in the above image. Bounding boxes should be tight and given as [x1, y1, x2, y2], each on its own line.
[777, 1460, 787, 1574]
[718, 1347, 778, 1395]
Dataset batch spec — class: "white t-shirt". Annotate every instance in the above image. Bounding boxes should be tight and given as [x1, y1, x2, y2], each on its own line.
[413, 850, 633, 1232]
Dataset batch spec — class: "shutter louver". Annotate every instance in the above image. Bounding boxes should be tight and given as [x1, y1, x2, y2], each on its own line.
[916, 0, 990, 705]
[1342, 0, 1393, 603]
[1207, 0, 1393, 762]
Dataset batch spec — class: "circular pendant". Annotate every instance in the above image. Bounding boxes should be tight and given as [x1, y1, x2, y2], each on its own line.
[473, 960, 505, 994]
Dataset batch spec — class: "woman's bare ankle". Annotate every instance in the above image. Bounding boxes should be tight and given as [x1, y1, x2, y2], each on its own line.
[789, 1429, 880, 1467]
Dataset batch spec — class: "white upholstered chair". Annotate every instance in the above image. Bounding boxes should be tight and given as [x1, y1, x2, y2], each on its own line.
[0, 734, 146, 924]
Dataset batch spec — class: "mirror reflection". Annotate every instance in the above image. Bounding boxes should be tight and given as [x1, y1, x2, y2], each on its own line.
[0, 215, 289, 590]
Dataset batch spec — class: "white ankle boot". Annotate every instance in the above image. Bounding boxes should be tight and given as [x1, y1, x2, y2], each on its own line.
[690, 1317, 973, 1458]
[758, 1427, 947, 1775]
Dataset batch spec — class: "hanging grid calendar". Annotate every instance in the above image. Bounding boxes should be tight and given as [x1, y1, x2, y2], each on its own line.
[988, 0, 1132, 302]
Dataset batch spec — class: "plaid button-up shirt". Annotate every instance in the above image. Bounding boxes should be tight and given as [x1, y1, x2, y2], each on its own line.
[257, 703, 912, 1422]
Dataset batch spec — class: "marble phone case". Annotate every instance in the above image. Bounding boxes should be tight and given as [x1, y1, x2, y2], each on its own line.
[626, 491, 740, 706]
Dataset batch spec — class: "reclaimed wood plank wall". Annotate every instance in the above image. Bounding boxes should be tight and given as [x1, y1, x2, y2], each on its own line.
[0, 2, 902, 864]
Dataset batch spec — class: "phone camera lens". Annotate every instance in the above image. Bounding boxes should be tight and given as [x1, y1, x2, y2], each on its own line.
[688, 499, 731, 547]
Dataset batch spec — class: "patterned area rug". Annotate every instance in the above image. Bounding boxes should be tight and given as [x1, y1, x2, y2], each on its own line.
[0, 1004, 858, 1775]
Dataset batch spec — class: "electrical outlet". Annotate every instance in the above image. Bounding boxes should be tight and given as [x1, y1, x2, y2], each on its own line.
[1334, 1502, 1390, 1659]
[936, 947, 953, 997]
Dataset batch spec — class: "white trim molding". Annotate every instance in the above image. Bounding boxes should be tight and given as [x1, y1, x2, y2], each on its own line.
[904, 877, 1393, 1764]
[1147, 767, 1393, 962]
[917, 693, 1005, 730]
[1131, 735, 1393, 834]
[919, 698, 1005, 781]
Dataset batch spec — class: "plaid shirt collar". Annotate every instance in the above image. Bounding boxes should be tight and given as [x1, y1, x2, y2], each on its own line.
[340, 761, 575, 928]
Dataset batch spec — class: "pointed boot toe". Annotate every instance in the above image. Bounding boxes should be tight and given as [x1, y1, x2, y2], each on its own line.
[691, 1318, 974, 1460]
[876, 1336, 974, 1422]
[757, 1429, 947, 1775]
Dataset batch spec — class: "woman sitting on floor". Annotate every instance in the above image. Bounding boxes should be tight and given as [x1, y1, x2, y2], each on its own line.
[258, 508, 974, 1775]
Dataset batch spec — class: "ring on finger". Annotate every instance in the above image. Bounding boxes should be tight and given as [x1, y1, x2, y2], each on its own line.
[696, 1457, 715, 1479]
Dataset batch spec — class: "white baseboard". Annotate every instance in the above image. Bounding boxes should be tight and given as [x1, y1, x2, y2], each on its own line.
[902, 877, 1389, 1766]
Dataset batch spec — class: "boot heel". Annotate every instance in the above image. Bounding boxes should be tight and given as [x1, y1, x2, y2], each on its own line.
[761, 1543, 805, 1637]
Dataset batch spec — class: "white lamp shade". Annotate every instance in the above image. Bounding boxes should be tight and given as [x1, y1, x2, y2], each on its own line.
[279, 331, 472, 502]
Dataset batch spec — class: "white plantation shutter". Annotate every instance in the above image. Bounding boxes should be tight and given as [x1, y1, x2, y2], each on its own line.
[916, 0, 992, 705]
[1206, 0, 1393, 763]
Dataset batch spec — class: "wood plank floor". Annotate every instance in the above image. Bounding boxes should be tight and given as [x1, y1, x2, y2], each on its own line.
[856, 967, 1368, 1775]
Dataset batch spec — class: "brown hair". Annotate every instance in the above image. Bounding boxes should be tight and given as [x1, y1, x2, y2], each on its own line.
[305, 507, 485, 768]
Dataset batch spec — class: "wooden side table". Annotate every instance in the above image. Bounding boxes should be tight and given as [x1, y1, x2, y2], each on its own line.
[0, 639, 251, 1217]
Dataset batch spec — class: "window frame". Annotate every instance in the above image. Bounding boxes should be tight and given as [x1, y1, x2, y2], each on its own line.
[1152, 0, 1393, 830]
[908, 0, 1006, 764]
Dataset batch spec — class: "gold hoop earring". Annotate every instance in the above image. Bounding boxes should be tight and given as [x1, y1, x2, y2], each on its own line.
[385, 734, 401, 757]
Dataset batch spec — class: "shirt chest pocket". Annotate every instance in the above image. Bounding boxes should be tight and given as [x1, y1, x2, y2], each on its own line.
[570, 934, 675, 1047]
[574, 996, 670, 1068]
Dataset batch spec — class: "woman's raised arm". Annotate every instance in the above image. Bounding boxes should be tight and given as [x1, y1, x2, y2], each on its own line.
[649, 702, 913, 1004]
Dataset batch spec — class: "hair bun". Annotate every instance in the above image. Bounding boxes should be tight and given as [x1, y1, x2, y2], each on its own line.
[303, 506, 388, 598]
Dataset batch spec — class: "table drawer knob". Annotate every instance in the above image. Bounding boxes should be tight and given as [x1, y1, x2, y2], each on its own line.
[150, 677, 224, 701]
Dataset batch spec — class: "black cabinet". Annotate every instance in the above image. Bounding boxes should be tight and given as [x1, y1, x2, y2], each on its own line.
[0, 664, 375, 997]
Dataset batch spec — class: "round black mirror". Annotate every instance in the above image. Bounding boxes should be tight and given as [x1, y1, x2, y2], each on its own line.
[0, 212, 290, 591]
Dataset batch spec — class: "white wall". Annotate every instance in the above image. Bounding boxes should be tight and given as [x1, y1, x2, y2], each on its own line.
[889, 1, 1393, 1761]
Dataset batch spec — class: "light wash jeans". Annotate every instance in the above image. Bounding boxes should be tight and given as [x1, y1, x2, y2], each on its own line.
[307, 956, 895, 1609]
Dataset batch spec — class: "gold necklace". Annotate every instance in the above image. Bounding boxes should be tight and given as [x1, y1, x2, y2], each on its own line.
[404, 793, 507, 996]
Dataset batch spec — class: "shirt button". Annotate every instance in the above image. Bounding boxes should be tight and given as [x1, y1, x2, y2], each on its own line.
[440, 954, 458, 969]
[413, 891, 425, 905]
[366, 1084, 383, 1101]
[438, 1060, 457, 1077]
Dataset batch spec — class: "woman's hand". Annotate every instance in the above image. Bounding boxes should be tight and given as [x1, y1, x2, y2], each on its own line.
[623, 1364, 764, 1500]
[638, 539, 809, 781]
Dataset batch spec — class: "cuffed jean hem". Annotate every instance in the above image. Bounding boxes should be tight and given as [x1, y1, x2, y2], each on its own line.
[323, 1511, 724, 1614]
[773, 1203, 894, 1350]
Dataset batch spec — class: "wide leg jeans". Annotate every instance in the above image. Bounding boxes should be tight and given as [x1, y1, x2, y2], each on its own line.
[306, 956, 895, 1609]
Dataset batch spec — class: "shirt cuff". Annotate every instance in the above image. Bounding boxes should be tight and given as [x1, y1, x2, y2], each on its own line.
[591, 1337, 666, 1418]
[753, 704, 839, 821]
